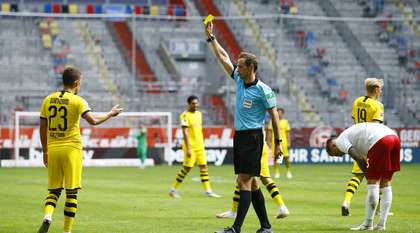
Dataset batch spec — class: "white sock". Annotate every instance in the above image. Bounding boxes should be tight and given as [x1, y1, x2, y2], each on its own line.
[43, 214, 52, 222]
[280, 204, 289, 213]
[364, 184, 380, 226]
[378, 186, 392, 227]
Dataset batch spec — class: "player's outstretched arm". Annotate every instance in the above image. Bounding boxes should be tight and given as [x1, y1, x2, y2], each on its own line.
[205, 21, 234, 75]
[83, 104, 123, 126]
[348, 147, 367, 174]
[268, 107, 283, 159]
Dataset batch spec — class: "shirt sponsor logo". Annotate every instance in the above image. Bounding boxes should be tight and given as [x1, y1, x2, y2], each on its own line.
[243, 99, 252, 108]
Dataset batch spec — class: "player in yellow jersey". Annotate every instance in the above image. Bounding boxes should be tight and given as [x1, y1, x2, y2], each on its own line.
[341, 78, 384, 216]
[169, 96, 220, 198]
[37, 67, 123, 233]
[216, 134, 290, 219]
[268, 108, 292, 179]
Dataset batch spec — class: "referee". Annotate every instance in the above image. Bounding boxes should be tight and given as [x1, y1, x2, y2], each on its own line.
[206, 22, 283, 233]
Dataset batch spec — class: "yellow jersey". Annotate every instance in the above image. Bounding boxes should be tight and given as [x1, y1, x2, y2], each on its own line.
[351, 96, 384, 124]
[180, 110, 204, 150]
[268, 118, 291, 156]
[40, 91, 91, 149]
[268, 119, 290, 145]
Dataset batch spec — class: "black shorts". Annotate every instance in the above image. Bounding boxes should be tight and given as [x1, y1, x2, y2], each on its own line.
[233, 129, 264, 177]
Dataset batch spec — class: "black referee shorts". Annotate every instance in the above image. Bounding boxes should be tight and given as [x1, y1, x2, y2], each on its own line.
[233, 129, 264, 177]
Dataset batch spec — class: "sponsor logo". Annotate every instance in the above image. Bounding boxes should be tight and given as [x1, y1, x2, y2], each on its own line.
[309, 126, 335, 147]
[168, 149, 227, 166]
[399, 129, 420, 147]
[243, 99, 252, 109]
[265, 92, 275, 99]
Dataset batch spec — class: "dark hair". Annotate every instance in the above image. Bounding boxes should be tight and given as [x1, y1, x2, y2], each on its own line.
[187, 95, 199, 104]
[325, 137, 336, 156]
[278, 108, 285, 114]
[63, 67, 81, 86]
[239, 52, 258, 72]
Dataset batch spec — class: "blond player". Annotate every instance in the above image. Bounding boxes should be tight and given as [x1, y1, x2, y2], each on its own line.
[169, 96, 220, 198]
[37, 67, 122, 233]
[216, 135, 290, 219]
[341, 78, 384, 216]
[268, 108, 292, 179]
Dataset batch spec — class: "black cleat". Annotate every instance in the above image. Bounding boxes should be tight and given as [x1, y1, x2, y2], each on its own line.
[215, 226, 238, 233]
[341, 206, 350, 216]
[256, 228, 274, 233]
[37, 219, 51, 233]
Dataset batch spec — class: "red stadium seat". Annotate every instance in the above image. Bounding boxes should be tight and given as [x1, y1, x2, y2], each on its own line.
[86, 4, 94, 14]
[297, 30, 305, 47]
[134, 5, 142, 15]
[52, 4, 61, 13]
[167, 5, 174, 16]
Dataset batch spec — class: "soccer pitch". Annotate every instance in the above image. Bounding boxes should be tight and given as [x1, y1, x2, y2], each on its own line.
[1, 164, 419, 233]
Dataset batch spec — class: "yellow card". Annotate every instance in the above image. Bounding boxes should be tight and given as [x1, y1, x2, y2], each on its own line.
[203, 14, 214, 25]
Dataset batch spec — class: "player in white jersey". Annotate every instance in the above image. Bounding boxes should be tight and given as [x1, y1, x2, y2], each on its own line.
[326, 123, 400, 231]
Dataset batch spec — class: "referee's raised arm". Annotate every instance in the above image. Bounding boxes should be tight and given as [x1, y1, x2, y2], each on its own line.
[205, 21, 234, 75]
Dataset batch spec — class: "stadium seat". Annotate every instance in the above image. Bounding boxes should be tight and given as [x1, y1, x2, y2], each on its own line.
[39, 20, 49, 30]
[281, 4, 289, 14]
[308, 64, 321, 76]
[95, 4, 102, 14]
[134, 5, 142, 15]
[42, 34, 52, 49]
[327, 78, 337, 86]
[10, 3, 18, 12]
[1, 3, 10, 12]
[50, 21, 59, 36]
[167, 5, 174, 16]
[290, 5, 298, 14]
[69, 4, 78, 14]
[86, 4, 94, 14]
[126, 5, 133, 14]
[150, 5, 159, 16]
[305, 31, 314, 48]
[52, 4, 61, 13]
[44, 3, 52, 13]
[142, 6, 150, 15]
[62, 4, 69, 13]
[297, 30, 305, 47]
[174, 6, 185, 16]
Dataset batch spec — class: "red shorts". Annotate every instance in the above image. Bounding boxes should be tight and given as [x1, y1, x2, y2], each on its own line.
[367, 135, 401, 180]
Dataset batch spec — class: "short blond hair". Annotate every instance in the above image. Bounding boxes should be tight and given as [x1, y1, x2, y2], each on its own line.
[365, 78, 383, 93]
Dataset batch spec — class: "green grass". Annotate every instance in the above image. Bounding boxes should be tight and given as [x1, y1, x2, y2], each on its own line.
[0, 164, 419, 233]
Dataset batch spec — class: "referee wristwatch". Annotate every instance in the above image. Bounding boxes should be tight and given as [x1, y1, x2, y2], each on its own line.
[207, 35, 215, 43]
[274, 138, 282, 144]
